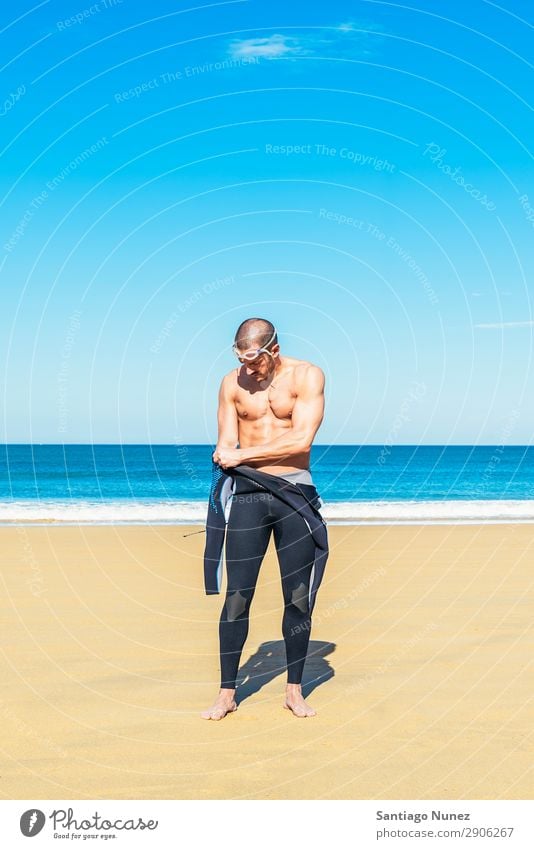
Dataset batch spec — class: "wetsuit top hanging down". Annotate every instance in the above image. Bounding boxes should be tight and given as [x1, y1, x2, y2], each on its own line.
[203, 463, 329, 616]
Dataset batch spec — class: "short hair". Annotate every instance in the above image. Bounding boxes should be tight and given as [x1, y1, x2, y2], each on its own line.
[234, 318, 278, 350]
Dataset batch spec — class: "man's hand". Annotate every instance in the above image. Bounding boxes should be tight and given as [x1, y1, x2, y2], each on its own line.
[212, 447, 243, 469]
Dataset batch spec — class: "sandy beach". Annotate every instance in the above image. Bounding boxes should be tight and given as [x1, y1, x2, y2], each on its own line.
[1, 522, 532, 800]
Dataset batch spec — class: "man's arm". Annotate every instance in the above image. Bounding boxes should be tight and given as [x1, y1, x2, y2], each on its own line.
[215, 374, 238, 450]
[240, 364, 325, 464]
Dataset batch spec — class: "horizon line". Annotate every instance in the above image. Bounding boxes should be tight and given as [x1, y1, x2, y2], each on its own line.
[1, 443, 533, 449]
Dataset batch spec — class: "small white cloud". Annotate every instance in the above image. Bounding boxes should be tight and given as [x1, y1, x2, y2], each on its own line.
[229, 34, 301, 60]
[475, 320, 534, 329]
[335, 20, 383, 36]
[228, 22, 384, 62]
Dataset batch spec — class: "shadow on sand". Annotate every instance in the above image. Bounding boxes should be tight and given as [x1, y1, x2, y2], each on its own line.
[234, 640, 336, 704]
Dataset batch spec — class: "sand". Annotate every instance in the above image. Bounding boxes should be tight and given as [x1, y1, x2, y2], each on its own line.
[0, 522, 532, 800]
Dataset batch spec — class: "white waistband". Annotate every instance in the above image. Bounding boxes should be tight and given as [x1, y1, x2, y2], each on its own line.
[277, 469, 314, 486]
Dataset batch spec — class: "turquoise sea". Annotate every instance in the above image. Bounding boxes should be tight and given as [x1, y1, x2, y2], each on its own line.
[1, 444, 533, 524]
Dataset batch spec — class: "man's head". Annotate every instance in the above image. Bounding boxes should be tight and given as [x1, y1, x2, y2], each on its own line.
[233, 317, 280, 380]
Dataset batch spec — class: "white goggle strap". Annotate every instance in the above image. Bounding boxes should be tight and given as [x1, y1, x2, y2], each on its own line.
[233, 328, 277, 357]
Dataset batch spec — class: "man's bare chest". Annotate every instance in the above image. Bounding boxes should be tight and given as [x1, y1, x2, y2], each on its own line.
[235, 381, 296, 422]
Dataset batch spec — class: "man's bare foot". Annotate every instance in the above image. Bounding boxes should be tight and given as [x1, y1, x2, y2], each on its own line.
[200, 688, 238, 721]
[283, 683, 316, 717]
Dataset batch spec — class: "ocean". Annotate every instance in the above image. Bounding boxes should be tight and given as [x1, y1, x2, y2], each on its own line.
[1, 444, 533, 525]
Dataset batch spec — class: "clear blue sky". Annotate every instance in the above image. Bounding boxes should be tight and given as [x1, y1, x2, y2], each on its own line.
[1, 0, 533, 444]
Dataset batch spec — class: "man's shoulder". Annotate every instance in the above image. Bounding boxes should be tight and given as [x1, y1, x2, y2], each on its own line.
[291, 360, 325, 390]
[220, 369, 239, 394]
[292, 359, 324, 377]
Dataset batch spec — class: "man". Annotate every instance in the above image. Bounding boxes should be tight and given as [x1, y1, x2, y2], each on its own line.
[201, 317, 327, 720]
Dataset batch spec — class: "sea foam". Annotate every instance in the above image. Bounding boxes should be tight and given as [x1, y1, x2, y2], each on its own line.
[2, 499, 534, 525]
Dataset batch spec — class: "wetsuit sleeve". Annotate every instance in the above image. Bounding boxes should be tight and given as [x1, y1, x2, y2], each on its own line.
[203, 462, 232, 594]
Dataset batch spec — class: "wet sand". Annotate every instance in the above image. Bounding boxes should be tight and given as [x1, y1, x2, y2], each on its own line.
[0, 522, 532, 799]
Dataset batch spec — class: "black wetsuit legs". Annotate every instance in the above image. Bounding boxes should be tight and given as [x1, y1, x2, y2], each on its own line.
[219, 477, 317, 689]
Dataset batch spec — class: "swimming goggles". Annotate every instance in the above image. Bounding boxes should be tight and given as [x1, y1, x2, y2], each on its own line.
[232, 327, 277, 362]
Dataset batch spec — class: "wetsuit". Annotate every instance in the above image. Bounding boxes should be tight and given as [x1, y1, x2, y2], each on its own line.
[204, 463, 328, 690]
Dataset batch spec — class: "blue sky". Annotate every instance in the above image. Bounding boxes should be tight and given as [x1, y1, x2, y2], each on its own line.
[1, 0, 533, 444]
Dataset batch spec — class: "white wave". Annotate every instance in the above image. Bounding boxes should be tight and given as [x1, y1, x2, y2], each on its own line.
[0, 500, 207, 524]
[322, 500, 534, 524]
[2, 499, 534, 525]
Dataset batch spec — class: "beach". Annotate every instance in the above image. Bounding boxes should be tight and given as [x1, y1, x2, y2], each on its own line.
[1, 522, 532, 800]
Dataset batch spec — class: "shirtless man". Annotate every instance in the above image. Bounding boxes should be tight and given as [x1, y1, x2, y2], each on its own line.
[201, 317, 326, 720]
